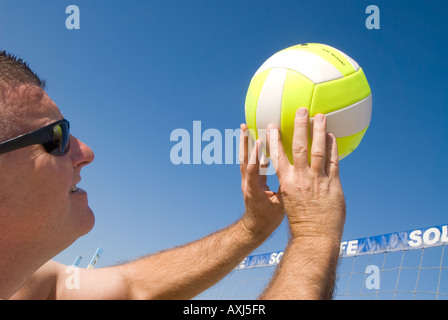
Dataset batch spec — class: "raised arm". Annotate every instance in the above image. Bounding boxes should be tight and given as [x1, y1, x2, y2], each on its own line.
[12, 124, 284, 300]
[259, 108, 346, 300]
[114, 127, 285, 300]
[115, 218, 271, 300]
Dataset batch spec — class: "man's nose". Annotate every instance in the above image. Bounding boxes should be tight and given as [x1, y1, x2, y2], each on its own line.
[69, 135, 95, 168]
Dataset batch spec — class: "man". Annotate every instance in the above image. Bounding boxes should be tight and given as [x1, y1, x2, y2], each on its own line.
[0, 51, 346, 300]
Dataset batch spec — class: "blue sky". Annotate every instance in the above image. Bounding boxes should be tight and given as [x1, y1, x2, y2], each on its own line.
[0, 0, 447, 269]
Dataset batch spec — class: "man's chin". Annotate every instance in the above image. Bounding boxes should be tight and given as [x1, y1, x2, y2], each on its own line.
[81, 207, 95, 235]
[69, 189, 95, 236]
[72, 206, 95, 239]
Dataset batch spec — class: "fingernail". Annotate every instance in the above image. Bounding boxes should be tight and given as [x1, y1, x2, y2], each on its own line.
[315, 114, 325, 123]
[297, 108, 308, 118]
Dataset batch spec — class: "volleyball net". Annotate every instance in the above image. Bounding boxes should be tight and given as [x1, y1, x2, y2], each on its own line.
[195, 223, 448, 300]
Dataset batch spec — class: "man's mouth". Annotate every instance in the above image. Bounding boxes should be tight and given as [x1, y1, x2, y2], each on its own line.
[69, 185, 79, 193]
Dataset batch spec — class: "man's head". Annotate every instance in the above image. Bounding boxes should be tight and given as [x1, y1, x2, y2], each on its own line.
[0, 52, 95, 264]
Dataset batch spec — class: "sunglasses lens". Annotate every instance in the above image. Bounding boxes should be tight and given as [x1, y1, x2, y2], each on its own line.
[45, 121, 70, 155]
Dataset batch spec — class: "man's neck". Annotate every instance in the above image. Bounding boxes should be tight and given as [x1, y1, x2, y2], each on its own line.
[0, 234, 55, 299]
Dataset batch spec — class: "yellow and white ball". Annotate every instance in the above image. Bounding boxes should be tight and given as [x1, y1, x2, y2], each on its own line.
[245, 43, 372, 163]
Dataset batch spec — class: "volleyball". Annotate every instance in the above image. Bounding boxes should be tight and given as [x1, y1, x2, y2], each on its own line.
[244, 43, 372, 163]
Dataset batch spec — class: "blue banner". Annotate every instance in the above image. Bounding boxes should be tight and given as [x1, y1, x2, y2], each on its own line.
[236, 223, 448, 270]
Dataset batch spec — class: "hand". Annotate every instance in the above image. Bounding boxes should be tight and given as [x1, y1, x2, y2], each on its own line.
[239, 124, 285, 237]
[267, 108, 346, 242]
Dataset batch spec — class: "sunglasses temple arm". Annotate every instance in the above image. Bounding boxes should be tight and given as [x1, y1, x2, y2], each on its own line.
[0, 132, 40, 155]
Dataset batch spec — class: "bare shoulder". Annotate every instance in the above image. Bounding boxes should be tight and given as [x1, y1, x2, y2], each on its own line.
[10, 260, 62, 300]
[11, 260, 130, 300]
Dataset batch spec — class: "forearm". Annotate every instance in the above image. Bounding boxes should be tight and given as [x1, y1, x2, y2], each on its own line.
[259, 236, 341, 300]
[120, 218, 267, 300]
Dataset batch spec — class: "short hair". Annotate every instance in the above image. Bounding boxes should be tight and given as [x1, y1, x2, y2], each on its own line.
[0, 51, 47, 141]
[0, 51, 46, 89]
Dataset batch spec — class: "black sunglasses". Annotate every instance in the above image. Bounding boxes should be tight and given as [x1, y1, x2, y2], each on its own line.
[0, 119, 70, 156]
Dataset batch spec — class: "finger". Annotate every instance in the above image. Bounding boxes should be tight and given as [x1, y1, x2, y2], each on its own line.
[292, 108, 310, 174]
[325, 133, 333, 176]
[266, 123, 290, 180]
[309, 113, 327, 176]
[259, 151, 270, 176]
[248, 138, 261, 166]
[239, 123, 249, 177]
[259, 167, 268, 186]
[260, 152, 270, 167]
[326, 133, 340, 178]
[246, 139, 263, 191]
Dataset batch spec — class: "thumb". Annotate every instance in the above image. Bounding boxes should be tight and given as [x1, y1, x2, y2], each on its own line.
[266, 124, 290, 181]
